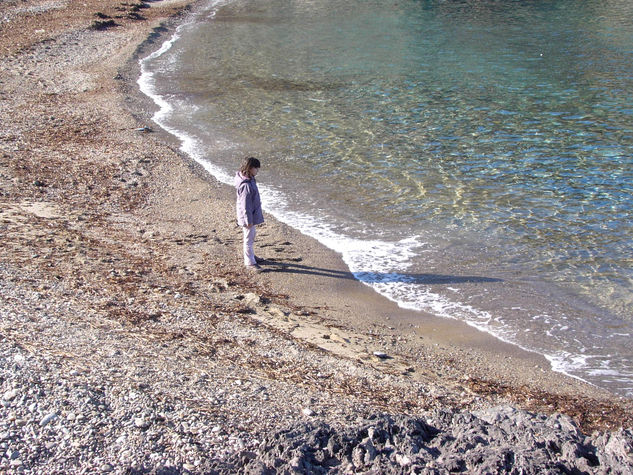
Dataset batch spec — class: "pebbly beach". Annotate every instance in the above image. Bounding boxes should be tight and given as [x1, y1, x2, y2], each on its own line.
[1, 0, 632, 473]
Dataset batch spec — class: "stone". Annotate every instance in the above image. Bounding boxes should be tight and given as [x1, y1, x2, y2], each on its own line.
[134, 417, 150, 429]
[396, 453, 412, 466]
[39, 412, 58, 427]
[2, 389, 18, 401]
[225, 408, 633, 474]
[243, 293, 261, 307]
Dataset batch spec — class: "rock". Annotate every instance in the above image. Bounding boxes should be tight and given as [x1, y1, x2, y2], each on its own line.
[373, 351, 389, 359]
[243, 293, 261, 307]
[224, 408, 633, 474]
[134, 417, 150, 429]
[39, 412, 58, 427]
[2, 389, 19, 401]
[592, 428, 633, 472]
[395, 453, 412, 466]
[90, 19, 118, 31]
[302, 408, 315, 417]
[329, 333, 350, 344]
[351, 446, 364, 467]
[267, 306, 287, 318]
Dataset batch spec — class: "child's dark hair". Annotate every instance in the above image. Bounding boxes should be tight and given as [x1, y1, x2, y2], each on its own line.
[240, 157, 261, 177]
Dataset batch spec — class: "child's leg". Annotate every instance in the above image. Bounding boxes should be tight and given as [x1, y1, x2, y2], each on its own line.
[242, 226, 257, 266]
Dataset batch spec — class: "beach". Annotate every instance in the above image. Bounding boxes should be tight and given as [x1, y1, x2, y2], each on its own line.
[1, 0, 632, 472]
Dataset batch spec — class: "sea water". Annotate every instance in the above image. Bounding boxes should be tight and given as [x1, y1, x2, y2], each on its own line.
[139, 0, 633, 396]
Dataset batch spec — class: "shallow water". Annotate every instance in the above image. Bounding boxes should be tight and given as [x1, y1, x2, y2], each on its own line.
[139, 0, 633, 396]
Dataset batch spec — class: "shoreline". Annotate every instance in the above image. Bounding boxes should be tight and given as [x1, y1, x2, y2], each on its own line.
[125, 0, 609, 398]
[1, 0, 632, 472]
[131, 0, 632, 398]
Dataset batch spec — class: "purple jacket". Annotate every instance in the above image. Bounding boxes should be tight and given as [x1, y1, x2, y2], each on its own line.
[235, 172, 264, 227]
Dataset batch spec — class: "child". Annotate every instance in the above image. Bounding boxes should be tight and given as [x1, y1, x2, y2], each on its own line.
[235, 157, 264, 270]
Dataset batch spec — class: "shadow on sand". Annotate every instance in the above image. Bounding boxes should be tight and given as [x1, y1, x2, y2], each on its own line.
[262, 260, 502, 285]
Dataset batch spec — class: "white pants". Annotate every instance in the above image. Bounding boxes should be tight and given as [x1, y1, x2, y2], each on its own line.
[242, 225, 257, 266]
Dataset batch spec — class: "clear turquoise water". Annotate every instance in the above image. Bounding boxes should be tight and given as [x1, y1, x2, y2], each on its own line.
[140, 0, 633, 395]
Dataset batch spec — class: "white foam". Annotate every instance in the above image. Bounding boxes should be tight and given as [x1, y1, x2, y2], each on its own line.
[137, 0, 236, 185]
[545, 353, 592, 381]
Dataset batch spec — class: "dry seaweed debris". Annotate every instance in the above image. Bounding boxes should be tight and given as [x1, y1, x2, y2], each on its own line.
[466, 377, 633, 432]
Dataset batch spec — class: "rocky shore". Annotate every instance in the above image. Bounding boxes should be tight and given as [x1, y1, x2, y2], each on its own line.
[1, 0, 632, 473]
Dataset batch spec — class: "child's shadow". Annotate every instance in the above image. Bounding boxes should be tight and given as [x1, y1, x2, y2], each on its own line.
[263, 260, 502, 285]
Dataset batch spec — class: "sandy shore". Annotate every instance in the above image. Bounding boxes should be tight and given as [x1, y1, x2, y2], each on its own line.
[1, 0, 632, 472]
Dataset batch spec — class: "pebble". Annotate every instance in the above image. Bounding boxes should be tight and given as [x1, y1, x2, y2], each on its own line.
[39, 412, 58, 427]
[302, 408, 315, 417]
[396, 453, 412, 466]
[134, 417, 150, 429]
[2, 389, 19, 401]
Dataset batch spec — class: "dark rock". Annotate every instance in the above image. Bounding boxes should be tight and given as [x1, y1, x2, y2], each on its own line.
[90, 20, 118, 31]
[212, 406, 633, 474]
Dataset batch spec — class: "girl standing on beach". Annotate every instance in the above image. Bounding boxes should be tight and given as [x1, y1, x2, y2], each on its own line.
[235, 157, 264, 270]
